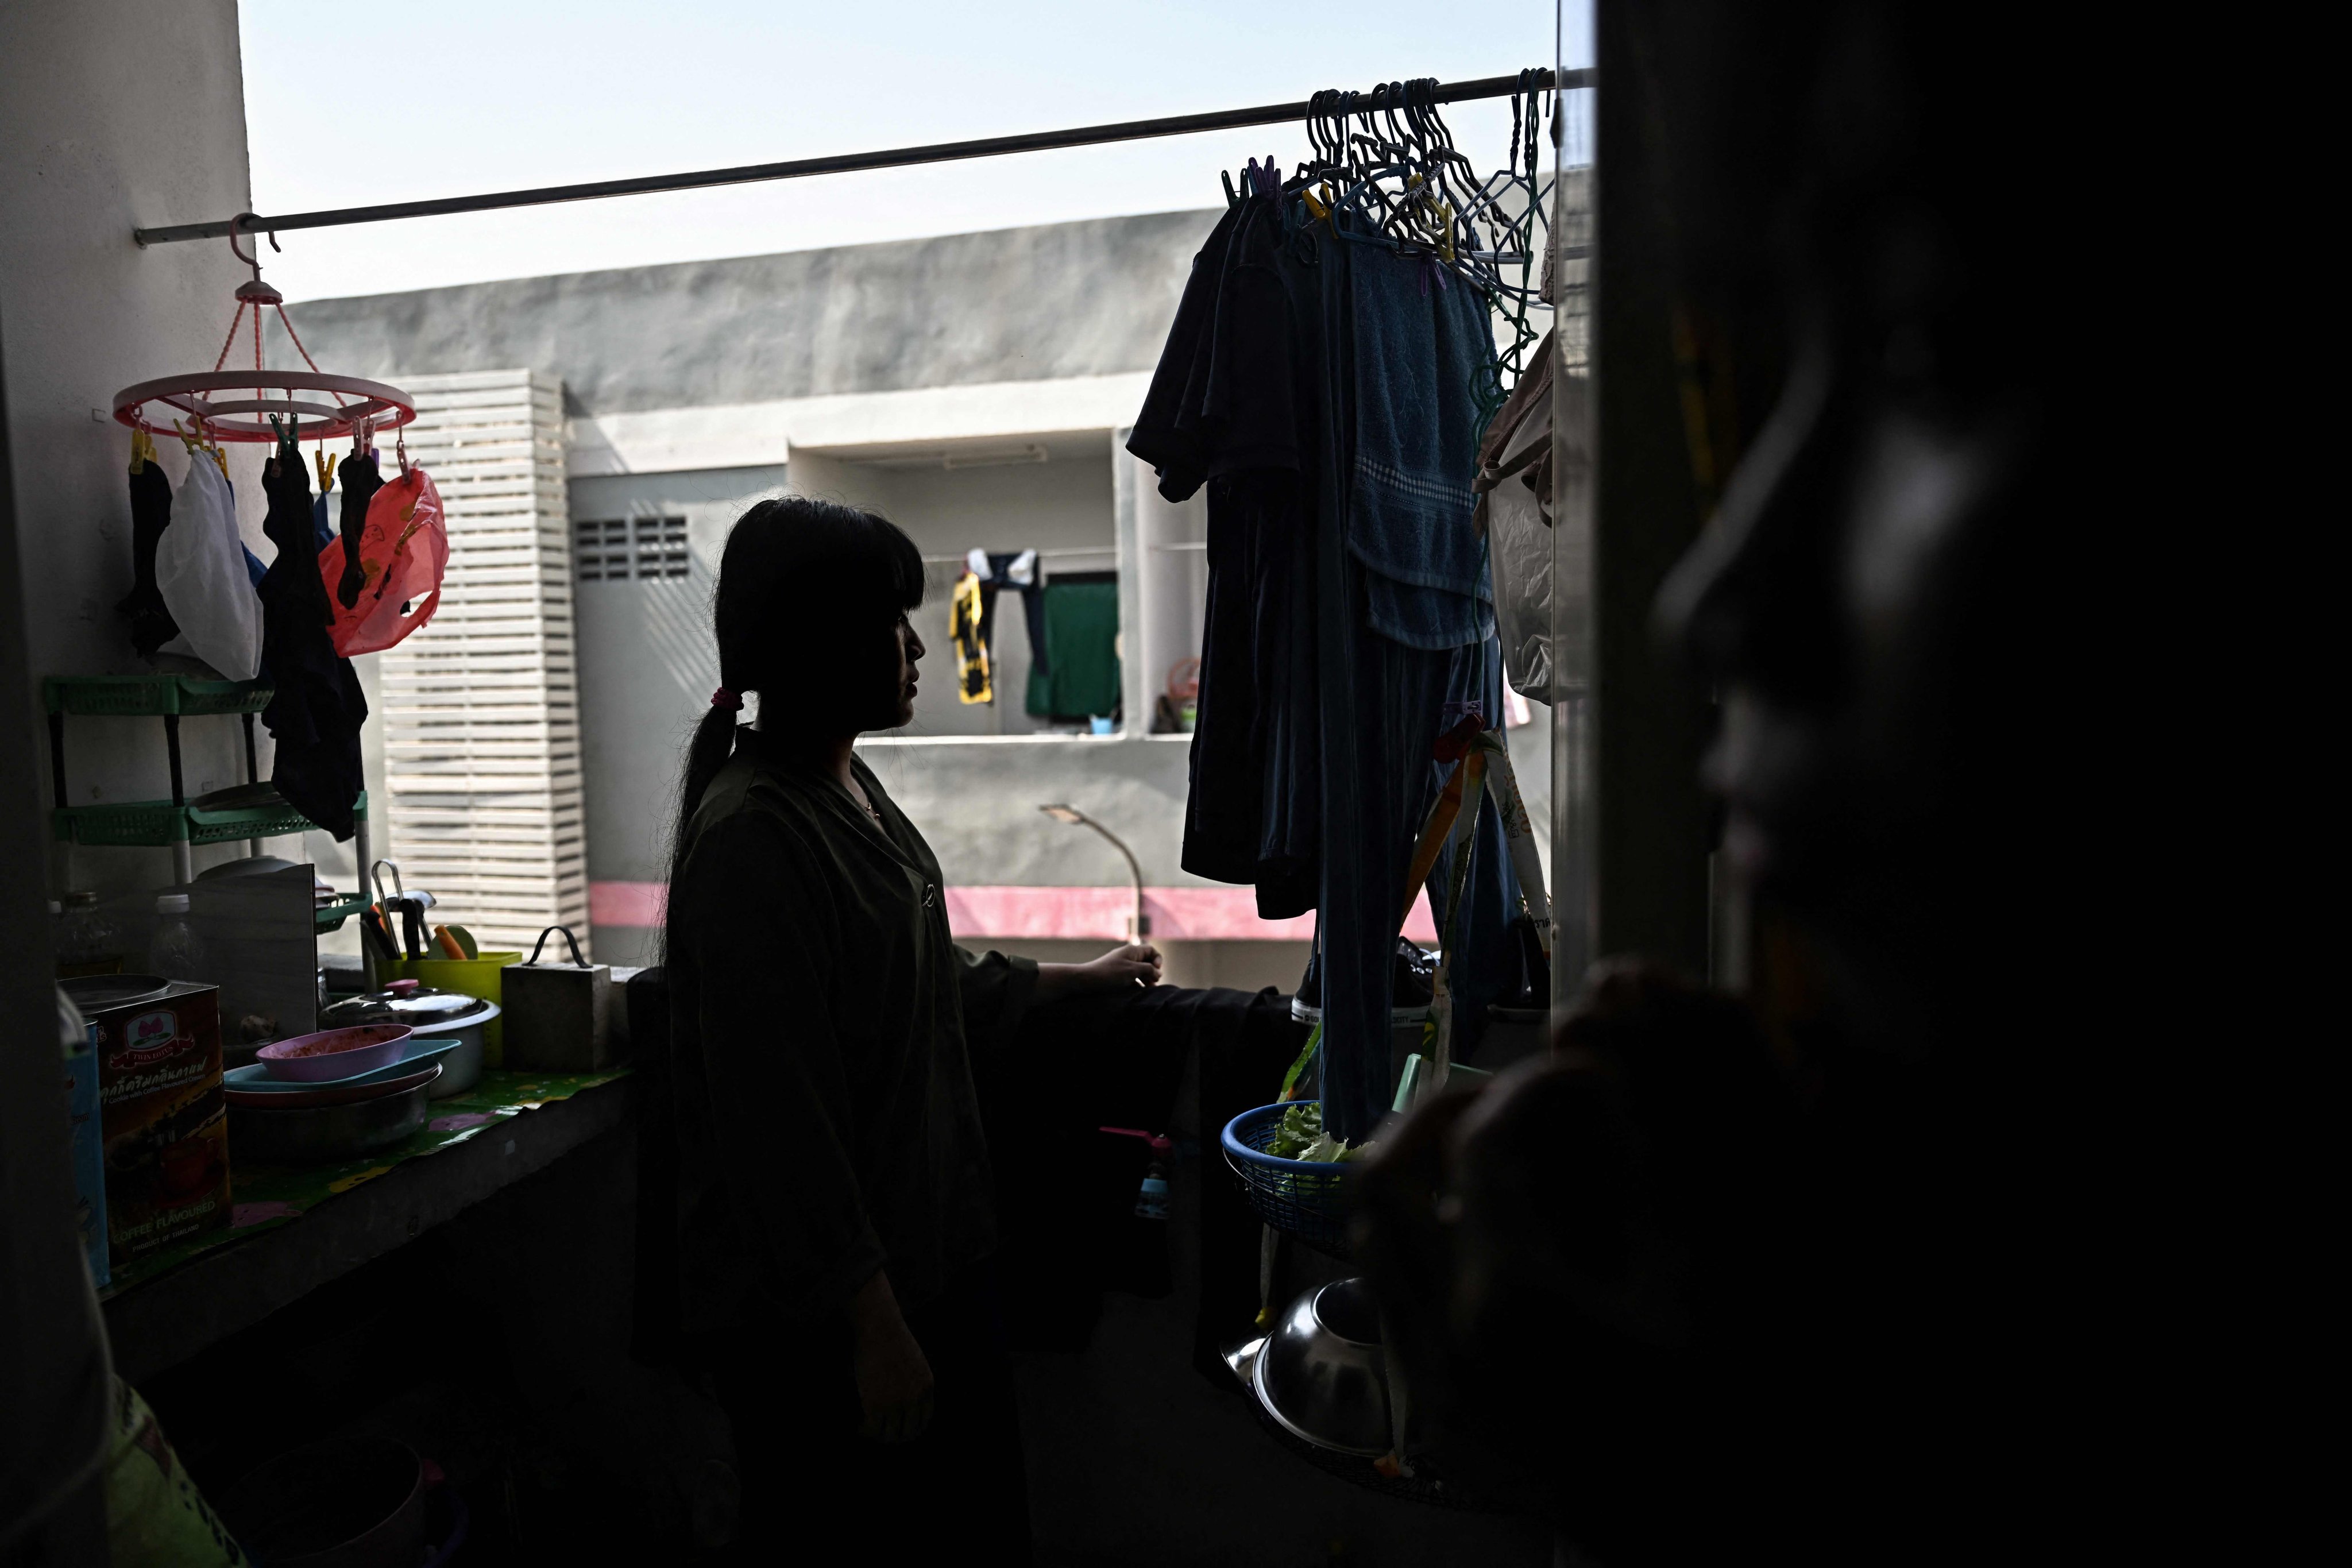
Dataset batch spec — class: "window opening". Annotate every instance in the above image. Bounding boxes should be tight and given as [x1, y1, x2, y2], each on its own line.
[576, 516, 688, 581]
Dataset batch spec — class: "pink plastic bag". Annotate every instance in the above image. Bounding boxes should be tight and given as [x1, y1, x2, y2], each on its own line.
[319, 465, 448, 656]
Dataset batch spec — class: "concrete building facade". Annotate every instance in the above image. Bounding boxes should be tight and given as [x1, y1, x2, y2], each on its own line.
[279, 214, 1551, 978]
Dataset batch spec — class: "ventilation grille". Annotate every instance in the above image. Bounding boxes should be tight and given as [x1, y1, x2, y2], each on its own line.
[575, 516, 688, 581]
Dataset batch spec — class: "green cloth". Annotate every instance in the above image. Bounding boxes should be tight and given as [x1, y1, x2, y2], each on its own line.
[665, 726, 1038, 1333]
[98, 1068, 630, 1299]
[106, 1378, 250, 1565]
[1025, 578, 1122, 721]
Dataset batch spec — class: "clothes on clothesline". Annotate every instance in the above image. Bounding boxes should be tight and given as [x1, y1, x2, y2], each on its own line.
[1028, 572, 1121, 723]
[1129, 190, 1524, 1140]
[951, 568, 991, 704]
[156, 448, 262, 681]
[1476, 325, 1567, 700]
[118, 449, 179, 658]
[333, 450, 384, 610]
[256, 453, 366, 840]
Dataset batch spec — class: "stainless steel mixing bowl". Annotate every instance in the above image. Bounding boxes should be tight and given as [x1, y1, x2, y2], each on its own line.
[1250, 1276, 1393, 1456]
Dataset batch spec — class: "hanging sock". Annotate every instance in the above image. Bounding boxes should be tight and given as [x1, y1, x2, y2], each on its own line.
[117, 430, 180, 657]
[257, 450, 367, 840]
[334, 449, 384, 609]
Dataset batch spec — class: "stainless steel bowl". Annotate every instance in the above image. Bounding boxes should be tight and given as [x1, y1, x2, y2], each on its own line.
[1249, 1277, 1393, 1456]
[227, 1072, 436, 1164]
[415, 1031, 481, 1099]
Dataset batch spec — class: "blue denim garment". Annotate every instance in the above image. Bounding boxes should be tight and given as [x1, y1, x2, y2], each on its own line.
[1346, 240, 1497, 651]
[1310, 227, 1519, 1141]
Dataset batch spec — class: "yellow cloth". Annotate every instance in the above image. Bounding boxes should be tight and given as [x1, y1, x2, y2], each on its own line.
[105, 1378, 250, 1565]
[951, 569, 992, 704]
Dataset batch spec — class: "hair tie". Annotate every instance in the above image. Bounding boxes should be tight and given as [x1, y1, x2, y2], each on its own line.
[710, 688, 743, 712]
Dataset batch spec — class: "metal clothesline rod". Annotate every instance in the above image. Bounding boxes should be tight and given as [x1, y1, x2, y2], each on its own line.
[917, 547, 1115, 565]
[132, 68, 1586, 247]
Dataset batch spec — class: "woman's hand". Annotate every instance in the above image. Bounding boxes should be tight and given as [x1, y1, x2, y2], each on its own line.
[1036, 943, 1163, 1002]
[848, 1270, 934, 1443]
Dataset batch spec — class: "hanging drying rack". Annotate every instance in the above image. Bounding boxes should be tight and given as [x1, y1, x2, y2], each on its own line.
[129, 69, 1584, 246]
[112, 215, 414, 445]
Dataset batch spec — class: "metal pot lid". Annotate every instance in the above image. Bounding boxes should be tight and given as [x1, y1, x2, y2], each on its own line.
[319, 979, 489, 1026]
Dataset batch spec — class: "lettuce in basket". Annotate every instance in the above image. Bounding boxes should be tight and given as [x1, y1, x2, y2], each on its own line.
[1265, 1102, 1366, 1163]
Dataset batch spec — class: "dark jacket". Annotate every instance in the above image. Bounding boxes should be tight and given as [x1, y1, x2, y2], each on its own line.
[665, 727, 1036, 1332]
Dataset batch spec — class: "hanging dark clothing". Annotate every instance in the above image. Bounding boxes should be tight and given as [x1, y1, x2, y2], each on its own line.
[1131, 196, 1523, 1141]
[118, 455, 179, 657]
[334, 451, 383, 609]
[663, 727, 1038, 1335]
[256, 455, 366, 840]
[1130, 193, 1325, 914]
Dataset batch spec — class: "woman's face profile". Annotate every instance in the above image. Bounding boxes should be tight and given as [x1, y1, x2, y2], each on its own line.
[881, 612, 923, 731]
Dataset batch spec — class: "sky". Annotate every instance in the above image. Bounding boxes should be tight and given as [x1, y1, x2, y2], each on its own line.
[235, 1, 1588, 303]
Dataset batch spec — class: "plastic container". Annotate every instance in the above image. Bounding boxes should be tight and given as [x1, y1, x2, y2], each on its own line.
[380, 953, 521, 1063]
[146, 893, 209, 982]
[54, 891, 126, 978]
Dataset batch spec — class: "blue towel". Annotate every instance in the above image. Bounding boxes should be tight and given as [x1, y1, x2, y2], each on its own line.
[1347, 243, 1496, 650]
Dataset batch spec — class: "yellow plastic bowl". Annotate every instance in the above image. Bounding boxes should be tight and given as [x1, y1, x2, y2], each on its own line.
[381, 952, 522, 1064]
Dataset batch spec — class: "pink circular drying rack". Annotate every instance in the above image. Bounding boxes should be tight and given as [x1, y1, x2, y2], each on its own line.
[111, 215, 414, 445]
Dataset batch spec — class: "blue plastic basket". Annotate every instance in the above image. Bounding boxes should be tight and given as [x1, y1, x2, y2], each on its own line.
[1221, 1101, 1355, 1256]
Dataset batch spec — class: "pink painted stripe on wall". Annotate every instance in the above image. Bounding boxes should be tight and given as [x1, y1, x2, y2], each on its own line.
[589, 880, 1436, 944]
[589, 880, 668, 928]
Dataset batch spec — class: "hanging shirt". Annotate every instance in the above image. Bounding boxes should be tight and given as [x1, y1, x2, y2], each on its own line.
[665, 728, 1038, 1331]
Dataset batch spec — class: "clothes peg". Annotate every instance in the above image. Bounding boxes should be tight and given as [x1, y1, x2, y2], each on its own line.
[171, 418, 202, 455]
[314, 447, 338, 494]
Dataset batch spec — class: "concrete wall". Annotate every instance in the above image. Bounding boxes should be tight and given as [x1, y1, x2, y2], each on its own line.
[273, 213, 1217, 416]
[0, 0, 286, 905]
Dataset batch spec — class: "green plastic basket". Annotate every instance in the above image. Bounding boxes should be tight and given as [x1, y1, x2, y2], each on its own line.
[53, 790, 363, 848]
[53, 801, 190, 845]
[186, 801, 324, 845]
[43, 675, 272, 716]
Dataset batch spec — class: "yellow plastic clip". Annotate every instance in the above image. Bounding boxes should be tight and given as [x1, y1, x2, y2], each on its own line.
[1301, 187, 1330, 221]
[314, 449, 339, 495]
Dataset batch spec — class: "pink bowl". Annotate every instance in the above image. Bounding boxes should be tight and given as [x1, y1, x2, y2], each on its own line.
[256, 1024, 414, 1082]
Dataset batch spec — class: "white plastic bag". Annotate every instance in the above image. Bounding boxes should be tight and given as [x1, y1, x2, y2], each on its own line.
[156, 454, 262, 679]
[1487, 405, 1556, 699]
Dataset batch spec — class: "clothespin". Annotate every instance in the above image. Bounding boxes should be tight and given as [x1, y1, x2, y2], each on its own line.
[171, 418, 202, 455]
[314, 447, 338, 495]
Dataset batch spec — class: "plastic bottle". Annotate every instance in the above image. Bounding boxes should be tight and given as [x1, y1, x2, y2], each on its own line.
[147, 893, 210, 982]
[1134, 1133, 1173, 1222]
[55, 890, 126, 978]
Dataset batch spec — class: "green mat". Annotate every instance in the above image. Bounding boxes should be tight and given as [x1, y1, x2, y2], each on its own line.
[99, 1068, 630, 1299]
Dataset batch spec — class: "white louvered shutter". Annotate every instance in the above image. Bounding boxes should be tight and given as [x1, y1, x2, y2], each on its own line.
[379, 370, 589, 956]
